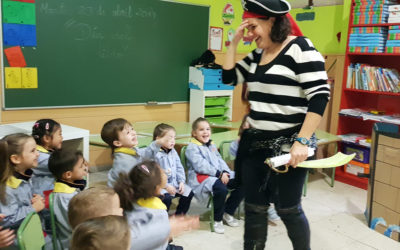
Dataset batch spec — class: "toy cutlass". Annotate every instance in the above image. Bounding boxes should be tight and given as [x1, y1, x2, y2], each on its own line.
[264, 148, 356, 174]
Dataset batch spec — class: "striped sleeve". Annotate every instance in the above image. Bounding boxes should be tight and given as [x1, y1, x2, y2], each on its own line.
[222, 49, 262, 85]
[289, 38, 331, 102]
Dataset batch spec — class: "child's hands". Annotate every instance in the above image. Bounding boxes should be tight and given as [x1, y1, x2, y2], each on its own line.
[155, 136, 169, 147]
[0, 214, 14, 248]
[178, 182, 185, 194]
[166, 185, 176, 196]
[221, 172, 230, 185]
[169, 215, 200, 238]
[32, 195, 45, 212]
[31, 194, 44, 204]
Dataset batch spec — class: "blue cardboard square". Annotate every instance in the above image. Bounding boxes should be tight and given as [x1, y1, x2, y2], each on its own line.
[3, 23, 37, 46]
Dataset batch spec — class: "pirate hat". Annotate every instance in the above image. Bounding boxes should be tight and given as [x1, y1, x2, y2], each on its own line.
[242, 0, 291, 18]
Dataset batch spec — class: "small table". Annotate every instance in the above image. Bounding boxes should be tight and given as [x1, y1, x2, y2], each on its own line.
[175, 130, 239, 148]
[209, 121, 241, 131]
[89, 134, 153, 148]
[0, 121, 90, 161]
[132, 121, 192, 139]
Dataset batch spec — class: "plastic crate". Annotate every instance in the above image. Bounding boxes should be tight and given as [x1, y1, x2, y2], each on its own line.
[343, 144, 370, 163]
[344, 160, 369, 176]
[206, 116, 228, 123]
[205, 96, 230, 107]
[204, 106, 228, 116]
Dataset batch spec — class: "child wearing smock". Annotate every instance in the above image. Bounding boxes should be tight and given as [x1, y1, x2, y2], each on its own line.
[49, 148, 88, 249]
[153, 123, 194, 215]
[114, 160, 198, 250]
[31, 119, 63, 196]
[0, 133, 45, 249]
[185, 118, 244, 234]
[101, 118, 167, 187]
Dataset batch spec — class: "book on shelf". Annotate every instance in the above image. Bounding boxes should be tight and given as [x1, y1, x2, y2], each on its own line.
[346, 63, 400, 92]
[339, 109, 400, 125]
[338, 133, 371, 147]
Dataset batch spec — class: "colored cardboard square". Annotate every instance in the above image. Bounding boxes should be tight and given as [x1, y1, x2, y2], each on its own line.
[5, 67, 22, 88]
[21, 67, 38, 88]
[2, 1, 36, 25]
[3, 23, 37, 46]
[4, 46, 27, 67]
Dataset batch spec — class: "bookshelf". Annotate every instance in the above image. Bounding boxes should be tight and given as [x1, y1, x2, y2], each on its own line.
[337, 0, 400, 189]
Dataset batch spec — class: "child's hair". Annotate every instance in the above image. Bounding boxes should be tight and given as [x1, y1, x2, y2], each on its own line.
[70, 215, 130, 250]
[100, 118, 131, 152]
[68, 186, 118, 229]
[2, 133, 33, 167]
[0, 139, 13, 204]
[192, 117, 209, 131]
[114, 161, 162, 211]
[48, 148, 83, 180]
[31, 119, 61, 145]
[152, 123, 175, 140]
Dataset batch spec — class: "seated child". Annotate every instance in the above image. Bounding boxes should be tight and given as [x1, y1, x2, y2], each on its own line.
[68, 186, 123, 230]
[0, 141, 16, 248]
[153, 123, 194, 215]
[31, 119, 63, 196]
[101, 118, 167, 187]
[70, 215, 130, 250]
[185, 117, 243, 234]
[114, 160, 199, 250]
[0, 133, 45, 230]
[48, 148, 88, 249]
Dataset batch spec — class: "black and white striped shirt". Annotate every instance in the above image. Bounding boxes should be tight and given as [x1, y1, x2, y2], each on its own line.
[223, 36, 330, 138]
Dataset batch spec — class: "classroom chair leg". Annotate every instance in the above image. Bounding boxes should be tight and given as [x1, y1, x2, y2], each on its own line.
[207, 196, 215, 232]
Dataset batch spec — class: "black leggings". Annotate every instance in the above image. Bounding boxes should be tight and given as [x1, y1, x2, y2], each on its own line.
[237, 129, 311, 250]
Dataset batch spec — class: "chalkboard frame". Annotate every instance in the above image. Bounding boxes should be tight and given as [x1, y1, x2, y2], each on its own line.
[1, 0, 210, 110]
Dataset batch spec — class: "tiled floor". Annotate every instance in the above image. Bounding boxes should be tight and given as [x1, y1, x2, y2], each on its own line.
[89, 171, 400, 250]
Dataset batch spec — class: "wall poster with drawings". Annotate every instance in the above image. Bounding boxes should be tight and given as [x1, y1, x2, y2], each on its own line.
[209, 26, 223, 51]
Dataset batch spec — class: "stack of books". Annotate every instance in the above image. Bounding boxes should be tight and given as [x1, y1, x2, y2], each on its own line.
[349, 27, 387, 52]
[352, 0, 395, 25]
[386, 25, 400, 52]
[346, 63, 400, 92]
[388, 4, 400, 23]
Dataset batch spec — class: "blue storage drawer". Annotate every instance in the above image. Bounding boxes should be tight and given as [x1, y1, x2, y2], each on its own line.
[204, 75, 222, 83]
[203, 83, 234, 90]
[199, 68, 222, 76]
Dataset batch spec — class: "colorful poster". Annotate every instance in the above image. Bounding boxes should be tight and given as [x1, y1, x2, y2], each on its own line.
[21, 68, 38, 88]
[2, 0, 36, 25]
[3, 23, 37, 46]
[222, 3, 234, 25]
[209, 27, 223, 51]
[4, 46, 27, 67]
[5, 67, 22, 89]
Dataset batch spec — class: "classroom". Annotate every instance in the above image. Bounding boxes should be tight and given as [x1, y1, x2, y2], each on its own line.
[1, 0, 400, 249]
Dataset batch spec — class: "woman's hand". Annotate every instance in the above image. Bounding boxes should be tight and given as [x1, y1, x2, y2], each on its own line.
[288, 141, 309, 168]
[232, 20, 249, 46]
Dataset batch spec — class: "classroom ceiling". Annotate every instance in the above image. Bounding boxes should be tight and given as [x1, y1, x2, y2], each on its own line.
[288, 0, 344, 8]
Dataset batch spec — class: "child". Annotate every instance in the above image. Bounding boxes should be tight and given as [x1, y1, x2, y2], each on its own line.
[68, 186, 123, 229]
[70, 215, 130, 250]
[0, 133, 45, 230]
[48, 148, 88, 249]
[114, 160, 199, 250]
[101, 118, 167, 187]
[0, 140, 16, 248]
[153, 123, 194, 215]
[229, 116, 281, 225]
[185, 117, 243, 234]
[31, 119, 63, 196]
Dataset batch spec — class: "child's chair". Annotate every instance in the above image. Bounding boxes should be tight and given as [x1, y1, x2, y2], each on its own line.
[17, 212, 45, 250]
[49, 193, 62, 250]
[180, 145, 215, 232]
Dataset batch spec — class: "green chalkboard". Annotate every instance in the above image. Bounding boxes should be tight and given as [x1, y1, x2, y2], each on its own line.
[2, 0, 209, 109]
